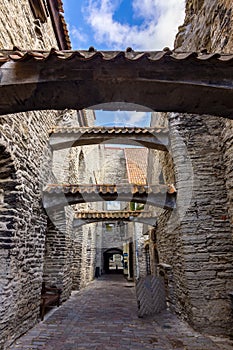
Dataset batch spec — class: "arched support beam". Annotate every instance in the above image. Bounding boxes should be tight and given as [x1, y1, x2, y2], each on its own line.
[42, 184, 176, 210]
[0, 50, 233, 118]
[73, 211, 157, 228]
[49, 127, 169, 151]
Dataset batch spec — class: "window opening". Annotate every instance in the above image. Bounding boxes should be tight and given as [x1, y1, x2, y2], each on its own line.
[145, 245, 151, 275]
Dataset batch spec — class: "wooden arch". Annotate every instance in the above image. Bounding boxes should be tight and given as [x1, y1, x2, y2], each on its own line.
[73, 211, 157, 228]
[0, 49, 233, 118]
[42, 184, 176, 210]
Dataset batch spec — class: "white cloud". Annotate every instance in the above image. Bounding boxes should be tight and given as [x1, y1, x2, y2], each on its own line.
[82, 0, 185, 50]
[113, 111, 150, 126]
[71, 26, 88, 43]
[133, 0, 159, 20]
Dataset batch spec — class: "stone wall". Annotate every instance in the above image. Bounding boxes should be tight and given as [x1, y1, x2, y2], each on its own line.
[0, 0, 58, 50]
[175, 0, 233, 228]
[0, 111, 58, 349]
[0, 1, 60, 348]
[150, 0, 233, 337]
[47, 110, 101, 294]
[99, 146, 136, 277]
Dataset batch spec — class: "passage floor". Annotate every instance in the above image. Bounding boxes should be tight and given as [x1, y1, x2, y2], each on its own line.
[9, 275, 233, 350]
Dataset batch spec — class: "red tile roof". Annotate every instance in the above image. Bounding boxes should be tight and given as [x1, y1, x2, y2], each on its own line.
[124, 148, 148, 185]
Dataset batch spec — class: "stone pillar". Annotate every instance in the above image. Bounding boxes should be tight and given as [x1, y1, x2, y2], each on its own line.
[43, 208, 73, 302]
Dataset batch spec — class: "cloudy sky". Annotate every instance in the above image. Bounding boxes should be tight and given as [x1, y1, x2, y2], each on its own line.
[62, 0, 186, 126]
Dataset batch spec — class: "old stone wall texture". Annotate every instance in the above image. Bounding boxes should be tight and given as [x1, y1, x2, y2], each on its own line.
[152, 0, 233, 337]
[48, 110, 102, 295]
[0, 1, 60, 348]
[0, 0, 58, 50]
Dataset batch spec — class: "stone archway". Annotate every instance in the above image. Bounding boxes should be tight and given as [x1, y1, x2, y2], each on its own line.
[0, 49, 233, 118]
[103, 248, 124, 274]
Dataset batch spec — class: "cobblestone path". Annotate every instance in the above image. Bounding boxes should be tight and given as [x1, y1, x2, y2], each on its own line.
[9, 275, 233, 350]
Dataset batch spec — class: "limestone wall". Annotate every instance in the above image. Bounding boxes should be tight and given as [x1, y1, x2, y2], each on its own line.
[0, 1, 60, 348]
[47, 110, 102, 294]
[151, 0, 233, 336]
[0, 113, 58, 350]
[0, 0, 59, 50]
[99, 146, 135, 277]
[175, 1, 233, 229]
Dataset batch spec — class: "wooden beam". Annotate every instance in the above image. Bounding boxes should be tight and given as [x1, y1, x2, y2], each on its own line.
[0, 50, 232, 118]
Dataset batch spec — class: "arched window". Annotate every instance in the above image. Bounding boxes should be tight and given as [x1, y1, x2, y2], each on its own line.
[79, 150, 85, 168]
[78, 150, 86, 182]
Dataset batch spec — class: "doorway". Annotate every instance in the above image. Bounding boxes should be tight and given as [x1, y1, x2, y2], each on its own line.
[103, 248, 124, 274]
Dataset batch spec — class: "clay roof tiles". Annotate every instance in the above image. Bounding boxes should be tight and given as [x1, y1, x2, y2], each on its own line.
[0, 49, 233, 63]
[74, 211, 153, 219]
[49, 126, 167, 135]
[43, 184, 167, 195]
[124, 148, 148, 185]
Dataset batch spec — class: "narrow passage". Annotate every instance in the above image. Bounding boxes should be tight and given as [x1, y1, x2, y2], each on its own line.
[9, 275, 233, 350]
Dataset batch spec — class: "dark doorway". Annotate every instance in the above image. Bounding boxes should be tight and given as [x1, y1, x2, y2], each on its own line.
[103, 248, 123, 274]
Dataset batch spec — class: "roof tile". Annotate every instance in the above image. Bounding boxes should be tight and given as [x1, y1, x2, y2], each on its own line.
[43, 183, 168, 195]
[75, 210, 153, 220]
[50, 126, 168, 135]
[124, 148, 148, 185]
[0, 49, 232, 63]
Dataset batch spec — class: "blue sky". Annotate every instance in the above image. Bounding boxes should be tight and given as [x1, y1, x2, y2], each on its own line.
[63, 0, 185, 51]
[94, 110, 152, 127]
[62, 0, 185, 126]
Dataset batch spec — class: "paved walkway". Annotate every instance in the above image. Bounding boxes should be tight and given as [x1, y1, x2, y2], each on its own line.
[9, 275, 233, 350]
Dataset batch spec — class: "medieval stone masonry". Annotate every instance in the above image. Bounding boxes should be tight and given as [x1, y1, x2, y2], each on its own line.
[0, 0, 233, 349]
[148, 0, 233, 336]
[0, 1, 73, 348]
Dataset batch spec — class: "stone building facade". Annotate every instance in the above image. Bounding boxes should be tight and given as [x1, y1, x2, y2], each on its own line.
[45, 109, 103, 295]
[0, 1, 74, 348]
[147, 0, 233, 337]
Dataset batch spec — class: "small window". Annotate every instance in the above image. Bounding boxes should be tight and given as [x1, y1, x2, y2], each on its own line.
[29, 0, 49, 23]
[105, 223, 114, 232]
[107, 201, 120, 211]
[79, 150, 85, 166]
[151, 229, 157, 242]
[145, 245, 151, 275]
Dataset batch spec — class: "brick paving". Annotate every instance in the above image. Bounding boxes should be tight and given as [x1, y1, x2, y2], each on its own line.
[9, 275, 233, 350]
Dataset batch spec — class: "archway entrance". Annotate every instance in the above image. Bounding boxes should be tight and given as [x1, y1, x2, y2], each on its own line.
[103, 248, 124, 274]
